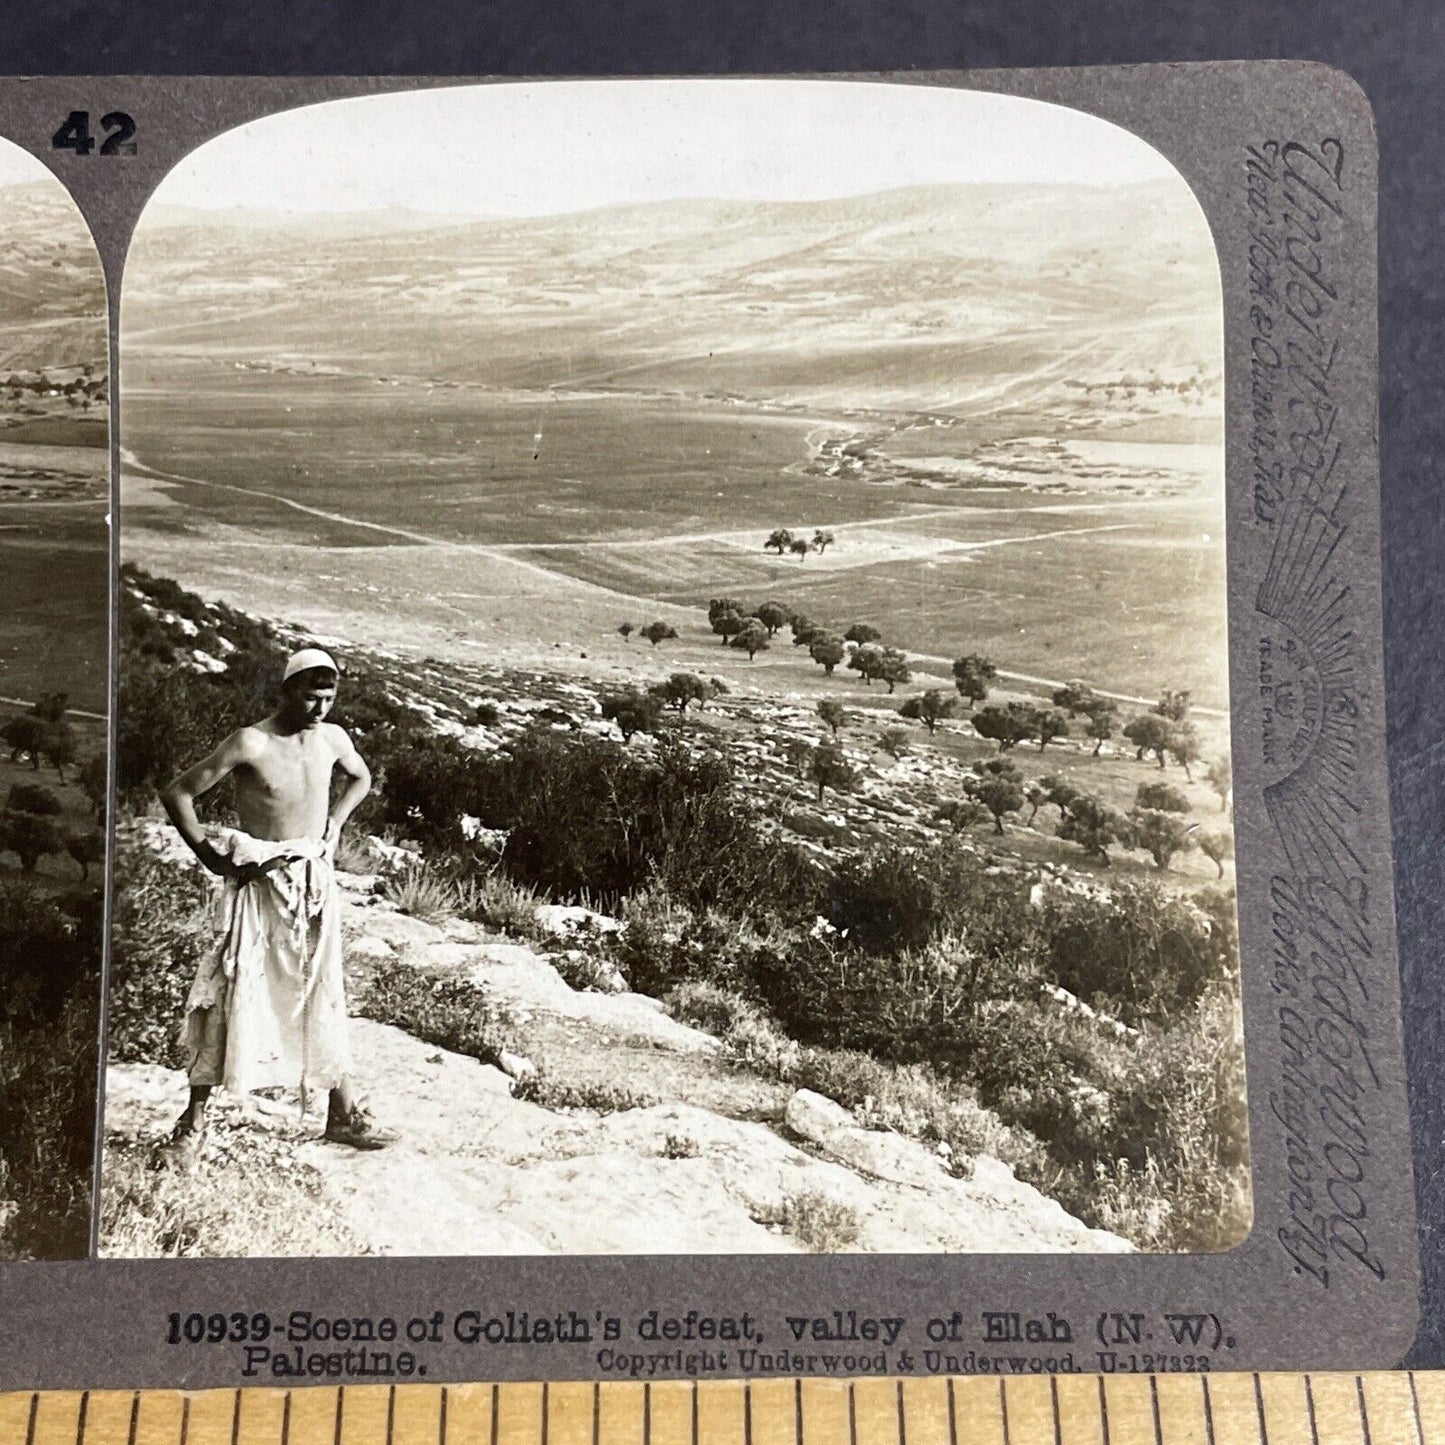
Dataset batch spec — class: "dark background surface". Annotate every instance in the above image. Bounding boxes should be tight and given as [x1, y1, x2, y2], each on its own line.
[3, 0, 1440, 1358]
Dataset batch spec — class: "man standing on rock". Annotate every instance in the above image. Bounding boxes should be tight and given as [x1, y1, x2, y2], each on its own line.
[160, 646, 395, 1162]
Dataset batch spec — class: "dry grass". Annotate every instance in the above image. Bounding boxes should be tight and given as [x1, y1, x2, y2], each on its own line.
[100, 1125, 368, 1258]
[756, 1190, 862, 1252]
[330, 828, 377, 874]
[664, 981, 800, 1078]
[352, 959, 515, 1067]
[453, 871, 542, 939]
[380, 860, 456, 924]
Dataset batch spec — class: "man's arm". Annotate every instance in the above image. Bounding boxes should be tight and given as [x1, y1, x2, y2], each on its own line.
[325, 725, 372, 844]
[159, 730, 261, 878]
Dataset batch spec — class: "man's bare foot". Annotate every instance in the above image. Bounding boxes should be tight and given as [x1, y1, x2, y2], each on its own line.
[323, 1102, 397, 1151]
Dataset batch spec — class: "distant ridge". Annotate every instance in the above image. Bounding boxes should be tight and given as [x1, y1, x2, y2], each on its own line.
[138, 177, 1195, 237]
[140, 202, 495, 236]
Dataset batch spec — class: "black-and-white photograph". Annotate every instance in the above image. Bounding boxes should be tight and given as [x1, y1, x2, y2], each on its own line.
[0, 139, 109, 1258]
[104, 79, 1247, 1258]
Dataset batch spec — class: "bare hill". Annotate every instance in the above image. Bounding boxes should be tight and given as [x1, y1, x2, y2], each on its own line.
[124, 181, 1221, 417]
[0, 181, 107, 374]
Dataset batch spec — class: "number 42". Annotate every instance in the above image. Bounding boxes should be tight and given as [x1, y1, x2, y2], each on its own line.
[52, 110, 136, 156]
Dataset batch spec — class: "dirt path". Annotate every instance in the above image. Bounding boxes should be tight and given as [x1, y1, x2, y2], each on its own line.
[121, 450, 695, 619]
[0, 695, 105, 722]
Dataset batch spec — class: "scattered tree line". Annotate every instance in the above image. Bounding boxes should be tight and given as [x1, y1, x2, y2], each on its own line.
[2, 367, 106, 410]
[930, 765, 1230, 874]
[764, 528, 835, 560]
[0, 695, 105, 881]
[598, 673, 729, 743]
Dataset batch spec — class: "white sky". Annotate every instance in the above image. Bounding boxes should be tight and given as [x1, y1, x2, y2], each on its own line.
[0, 138, 54, 188]
[150, 79, 1179, 218]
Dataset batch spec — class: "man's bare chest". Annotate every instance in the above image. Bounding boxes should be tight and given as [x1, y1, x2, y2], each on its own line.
[241, 737, 333, 804]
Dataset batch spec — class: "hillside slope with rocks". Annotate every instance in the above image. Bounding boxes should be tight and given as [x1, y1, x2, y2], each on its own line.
[103, 826, 1129, 1257]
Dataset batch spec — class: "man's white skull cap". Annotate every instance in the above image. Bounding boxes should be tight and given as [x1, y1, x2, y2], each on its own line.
[282, 647, 340, 683]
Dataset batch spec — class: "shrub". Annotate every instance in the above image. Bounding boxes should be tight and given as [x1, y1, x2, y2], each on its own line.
[664, 979, 751, 1036]
[617, 900, 793, 1002]
[512, 1071, 655, 1113]
[825, 847, 946, 957]
[549, 950, 621, 993]
[1050, 986, 1251, 1252]
[474, 732, 792, 911]
[0, 880, 102, 1258]
[960, 1003, 1079, 1127]
[330, 827, 376, 874]
[664, 981, 799, 1076]
[106, 835, 214, 1068]
[5, 783, 62, 816]
[756, 906, 1039, 1073]
[1035, 880, 1226, 1026]
[662, 1133, 700, 1159]
[823, 842, 1033, 962]
[776, 1191, 861, 1252]
[0, 973, 99, 1258]
[790, 1047, 1050, 1184]
[352, 960, 515, 1067]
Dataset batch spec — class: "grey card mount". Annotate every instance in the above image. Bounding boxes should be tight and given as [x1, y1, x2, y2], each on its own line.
[0, 63, 1416, 1386]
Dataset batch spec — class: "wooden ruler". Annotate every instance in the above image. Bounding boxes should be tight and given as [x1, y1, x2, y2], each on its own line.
[5, 1374, 1445, 1445]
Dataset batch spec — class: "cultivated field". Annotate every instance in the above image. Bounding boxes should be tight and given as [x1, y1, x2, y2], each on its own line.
[0, 178, 110, 713]
[0, 437, 108, 712]
[121, 179, 1227, 711]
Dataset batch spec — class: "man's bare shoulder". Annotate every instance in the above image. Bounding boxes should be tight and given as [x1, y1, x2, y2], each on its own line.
[227, 724, 275, 762]
[320, 721, 359, 754]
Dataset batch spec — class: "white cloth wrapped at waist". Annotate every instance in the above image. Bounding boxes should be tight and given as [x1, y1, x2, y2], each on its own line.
[183, 827, 352, 1096]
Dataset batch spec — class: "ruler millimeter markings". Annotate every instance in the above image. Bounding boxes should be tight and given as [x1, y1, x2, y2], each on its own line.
[6, 1373, 1444, 1445]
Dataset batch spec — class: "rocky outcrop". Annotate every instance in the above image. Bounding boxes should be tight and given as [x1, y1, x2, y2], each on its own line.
[104, 832, 1131, 1257]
